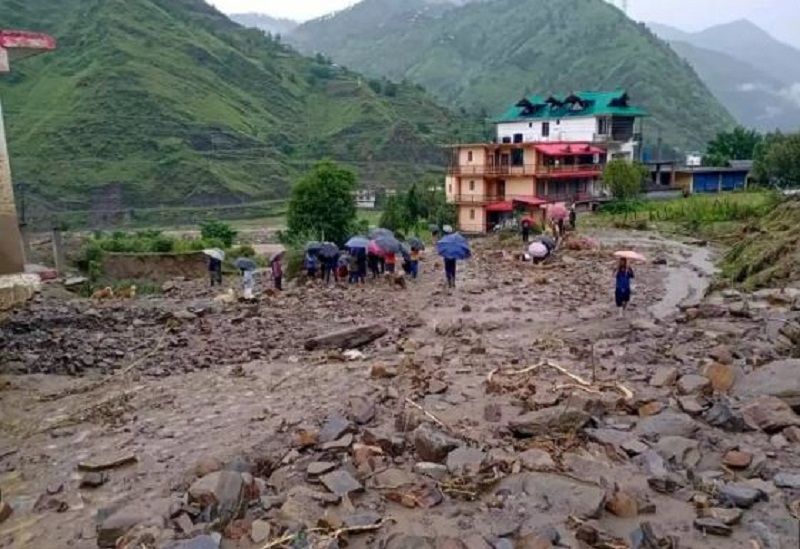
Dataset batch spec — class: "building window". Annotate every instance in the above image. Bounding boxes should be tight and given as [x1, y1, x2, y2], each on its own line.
[556, 119, 561, 125]
[470, 209, 475, 220]
[448, 184, 452, 194]
[467, 151, 473, 162]
[511, 148, 524, 167]
[513, 133, 523, 144]
[469, 180, 475, 191]
[598, 117, 609, 135]
[528, 122, 533, 128]
[542, 122, 550, 137]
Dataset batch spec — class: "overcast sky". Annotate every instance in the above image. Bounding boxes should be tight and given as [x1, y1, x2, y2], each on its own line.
[208, 0, 799, 48]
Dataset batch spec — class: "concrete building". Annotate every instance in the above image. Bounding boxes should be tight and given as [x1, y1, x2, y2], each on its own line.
[355, 189, 376, 209]
[446, 90, 646, 233]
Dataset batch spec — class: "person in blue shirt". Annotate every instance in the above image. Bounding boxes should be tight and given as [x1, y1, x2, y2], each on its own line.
[305, 252, 317, 280]
[615, 258, 634, 315]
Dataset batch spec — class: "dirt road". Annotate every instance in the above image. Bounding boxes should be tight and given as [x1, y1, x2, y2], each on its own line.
[1, 229, 799, 549]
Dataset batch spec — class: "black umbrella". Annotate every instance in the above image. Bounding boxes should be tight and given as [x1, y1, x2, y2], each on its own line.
[534, 235, 557, 251]
[407, 237, 425, 250]
[369, 227, 394, 239]
[234, 257, 257, 271]
[306, 241, 322, 254]
[318, 242, 340, 259]
[374, 235, 402, 254]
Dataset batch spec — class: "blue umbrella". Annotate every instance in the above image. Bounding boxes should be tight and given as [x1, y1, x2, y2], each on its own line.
[346, 236, 370, 249]
[306, 241, 322, 254]
[407, 237, 425, 251]
[318, 242, 340, 259]
[234, 257, 258, 271]
[374, 235, 402, 254]
[436, 233, 471, 260]
[369, 228, 394, 239]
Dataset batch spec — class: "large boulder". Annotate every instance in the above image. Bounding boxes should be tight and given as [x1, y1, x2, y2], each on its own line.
[735, 359, 800, 409]
[96, 499, 170, 548]
[187, 471, 245, 527]
[509, 407, 590, 437]
[494, 473, 605, 519]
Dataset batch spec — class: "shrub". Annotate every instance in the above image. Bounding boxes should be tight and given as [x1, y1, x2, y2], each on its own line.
[200, 221, 238, 247]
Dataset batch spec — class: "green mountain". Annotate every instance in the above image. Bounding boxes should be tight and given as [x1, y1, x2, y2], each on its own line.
[229, 13, 298, 36]
[649, 22, 800, 132]
[0, 0, 473, 211]
[289, 0, 736, 151]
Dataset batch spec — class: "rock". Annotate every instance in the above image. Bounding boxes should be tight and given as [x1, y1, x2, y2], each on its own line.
[509, 407, 590, 437]
[722, 450, 752, 469]
[649, 366, 678, 388]
[709, 345, 734, 365]
[718, 483, 765, 508]
[250, 520, 272, 543]
[278, 486, 325, 527]
[427, 380, 448, 395]
[677, 374, 711, 395]
[371, 363, 398, 379]
[307, 462, 336, 476]
[677, 395, 707, 414]
[167, 534, 221, 549]
[785, 425, 800, 443]
[773, 472, 800, 489]
[413, 425, 460, 463]
[321, 433, 354, 451]
[647, 476, 682, 494]
[484, 403, 502, 423]
[638, 401, 664, 417]
[414, 462, 449, 481]
[446, 447, 487, 475]
[343, 511, 382, 528]
[620, 439, 649, 456]
[705, 507, 743, 526]
[495, 473, 605, 519]
[605, 490, 638, 518]
[635, 412, 699, 439]
[519, 449, 555, 471]
[585, 428, 631, 446]
[704, 398, 747, 432]
[464, 535, 493, 549]
[319, 415, 353, 443]
[319, 470, 363, 497]
[0, 502, 12, 523]
[771, 433, 789, 449]
[304, 324, 388, 351]
[193, 458, 223, 478]
[742, 395, 800, 432]
[514, 534, 553, 549]
[386, 535, 435, 549]
[735, 359, 800, 408]
[187, 471, 245, 527]
[437, 539, 470, 549]
[348, 397, 375, 425]
[704, 363, 737, 393]
[655, 436, 699, 468]
[97, 500, 169, 548]
[80, 471, 108, 488]
[374, 468, 415, 487]
[693, 518, 732, 536]
[728, 301, 752, 318]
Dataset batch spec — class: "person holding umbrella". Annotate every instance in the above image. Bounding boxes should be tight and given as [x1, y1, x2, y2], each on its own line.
[520, 216, 533, 244]
[205, 249, 224, 287]
[569, 205, 577, 230]
[271, 252, 284, 291]
[612, 251, 644, 316]
[436, 232, 471, 289]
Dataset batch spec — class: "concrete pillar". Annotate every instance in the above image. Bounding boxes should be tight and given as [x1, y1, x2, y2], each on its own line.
[52, 228, 66, 275]
[0, 97, 26, 275]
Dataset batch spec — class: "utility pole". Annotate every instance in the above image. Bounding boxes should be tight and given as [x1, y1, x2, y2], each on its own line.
[0, 30, 56, 275]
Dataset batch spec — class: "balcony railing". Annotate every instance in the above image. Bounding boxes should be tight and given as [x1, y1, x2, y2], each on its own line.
[450, 191, 600, 205]
[448, 163, 604, 177]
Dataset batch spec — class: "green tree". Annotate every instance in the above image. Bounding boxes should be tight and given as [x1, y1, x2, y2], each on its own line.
[703, 126, 763, 167]
[602, 160, 647, 200]
[753, 132, 800, 189]
[405, 183, 422, 221]
[200, 220, 238, 247]
[287, 160, 357, 244]
[379, 195, 412, 232]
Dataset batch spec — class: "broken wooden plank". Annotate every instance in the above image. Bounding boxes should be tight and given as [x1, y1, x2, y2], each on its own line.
[304, 324, 388, 351]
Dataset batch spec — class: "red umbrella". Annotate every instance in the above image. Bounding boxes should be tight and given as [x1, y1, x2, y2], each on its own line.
[614, 250, 647, 262]
[520, 216, 534, 227]
[547, 204, 568, 221]
[368, 240, 385, 256]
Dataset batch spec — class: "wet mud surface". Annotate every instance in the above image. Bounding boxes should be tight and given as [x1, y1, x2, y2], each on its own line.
[1, 230, 800, 549]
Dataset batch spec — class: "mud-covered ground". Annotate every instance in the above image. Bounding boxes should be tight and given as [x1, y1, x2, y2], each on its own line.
[2, 230, 800, 549]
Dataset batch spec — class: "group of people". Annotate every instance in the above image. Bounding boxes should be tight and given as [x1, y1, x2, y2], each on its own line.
[304, 247, 422, 285]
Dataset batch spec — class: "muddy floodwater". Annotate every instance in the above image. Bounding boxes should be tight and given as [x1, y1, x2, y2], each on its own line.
[1, 229, 799, 549]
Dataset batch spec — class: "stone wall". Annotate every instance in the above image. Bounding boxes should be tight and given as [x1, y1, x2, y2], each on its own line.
[101, 252, 207, 282]
[0, 274, 40, 311]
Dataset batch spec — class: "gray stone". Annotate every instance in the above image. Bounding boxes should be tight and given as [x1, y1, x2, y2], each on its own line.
[386, 535, 435, 549]
[735, 359, 800, 408]
[167, 535, 221, 549]
[492, 539, 514, 549]
[677, 395, 708, 415]
[250, 520, 272, 543]
[80, 471, 108, 488]
[704, 398, 746, 432]
[677, 374, 711, 395]
[306, 462, 336, 476]
[495, 473, 605, 519]
[620, 439, 649, 455]
[187, 471, 245, 527]
[635, 412, 699, 439]
[319, 469, 363, 497]
[509, 407, 590, 437]
[446, 447, 488, 475]
[706, 507, 743, 526]
[348, 396, 375, 425]
[585, 428, 630, 446]
[773, 472, 800, 489]
[649, 366, 678, 388]
[693, 518, 732, 536]
[413, 425, 460, 463]
[414, 462, 449, 481]
[519, 448, 556, 471]
[321, 433, 354, 451]
[277, 486, 325, 527]
[319, 415, 353, 443]
[463, 535, 492, 549]
[96, 500, 169, 548]
[742, 395, 800, 432]
[343, 511, 382, 528]
[654, 436, 700, 468]
[718, 483, 765, 508]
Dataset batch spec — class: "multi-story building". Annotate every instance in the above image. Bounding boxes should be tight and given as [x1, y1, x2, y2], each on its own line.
[445, 90, 646, 233]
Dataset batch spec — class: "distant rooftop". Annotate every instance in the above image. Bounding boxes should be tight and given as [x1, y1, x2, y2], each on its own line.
[495, 90, 647, 123]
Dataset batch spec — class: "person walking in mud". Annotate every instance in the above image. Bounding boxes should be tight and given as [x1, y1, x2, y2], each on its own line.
[615, 257, 635, 316]
[208, 255, 223, 287]
[444, 257, 457, 289]
[569, 205, 577, 230]
[521, 218, 531, 243]
[271, 254, 283, 291]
